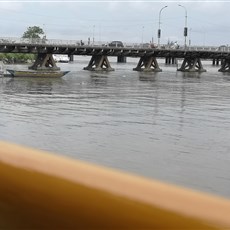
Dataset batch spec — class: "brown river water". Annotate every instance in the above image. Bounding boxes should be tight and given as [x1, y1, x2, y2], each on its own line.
[1, 57, 230, 198]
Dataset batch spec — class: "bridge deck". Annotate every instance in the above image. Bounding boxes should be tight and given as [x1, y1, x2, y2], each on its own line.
[0, 37, 229, 59]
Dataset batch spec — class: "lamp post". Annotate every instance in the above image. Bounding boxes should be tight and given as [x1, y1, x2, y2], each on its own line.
[178, 4, 188, 48]
[142, 26, 144, 47]
[158, 5, 168, 48]
[43, 24, 46, 36]
[93, 25, 95, 45]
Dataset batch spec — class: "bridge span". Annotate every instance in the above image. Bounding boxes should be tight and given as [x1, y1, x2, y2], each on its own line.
[1, 37, 230, 73]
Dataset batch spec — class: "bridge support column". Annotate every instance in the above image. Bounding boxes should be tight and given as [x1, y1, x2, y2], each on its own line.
[218, 59, 230, 72]
[29, 53, 60, 71]
[84, 55, 114, 71]
[133, 56, 162, 72]
[212, 59, 220, 66]
[177, 57, 206, 72]
[69, 54, 74, 62]
[117, 56, 126, 63]
[165, 57, 176, 65]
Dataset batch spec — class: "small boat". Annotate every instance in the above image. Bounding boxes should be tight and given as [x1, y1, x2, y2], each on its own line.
[6, 69, 70, 78]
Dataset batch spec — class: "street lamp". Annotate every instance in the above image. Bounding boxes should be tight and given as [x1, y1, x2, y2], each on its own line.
[142, 26, 144, 47]
[178, 4, 188, 48]
[43, 24, 46, 36]
[158, 5, 168, 48]
[93, 25, 95, 45]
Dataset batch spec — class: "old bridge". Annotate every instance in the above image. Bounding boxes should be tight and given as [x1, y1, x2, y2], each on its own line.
[1, 37, 230, 73]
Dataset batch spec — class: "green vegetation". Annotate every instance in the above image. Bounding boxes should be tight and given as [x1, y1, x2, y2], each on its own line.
[0, 53, 35, 63]
[1, 26, 45, 63]
[22, 26, 44, 39]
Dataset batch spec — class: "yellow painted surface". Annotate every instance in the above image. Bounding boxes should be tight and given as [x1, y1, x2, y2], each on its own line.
[0, 141, 230, 229]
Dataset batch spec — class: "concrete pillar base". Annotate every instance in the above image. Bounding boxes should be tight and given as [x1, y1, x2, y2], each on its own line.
[29, 53, 60, 71]
[133, 56, 162, 72]
[218, 59, 230, 72]
[84, 55, 114, 71]
[69, 55, 74, 62]
[177, 57, 206, 72]
[117, 56, 126, 63]
[165, 57, 177, 65]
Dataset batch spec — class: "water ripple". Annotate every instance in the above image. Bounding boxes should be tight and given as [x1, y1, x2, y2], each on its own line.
[1, 60, 230, 198]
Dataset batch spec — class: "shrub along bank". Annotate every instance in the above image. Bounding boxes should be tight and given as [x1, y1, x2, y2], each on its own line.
[0, 53, 35, 64]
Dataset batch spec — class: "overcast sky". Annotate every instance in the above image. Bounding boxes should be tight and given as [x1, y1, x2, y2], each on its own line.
[0, 0, 230, 46]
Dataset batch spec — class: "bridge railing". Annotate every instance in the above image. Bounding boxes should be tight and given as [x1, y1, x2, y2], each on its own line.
[0, 37, 84, 46]
[186, 46, 230, 52]
[0, 37, 152, 48]
[0, 37, 230, 52]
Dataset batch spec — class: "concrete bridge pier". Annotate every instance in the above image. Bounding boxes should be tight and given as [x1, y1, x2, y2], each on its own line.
[133, 56, 162, 72]
[212, 59, 220, 66]
[83, 55, 114, 71]
[68, 54, 74, 62]
[29, 53, 60, 71]
[177, 57, 206, 72]
[165, 57, 177, 65]
[117, 56, 126, 63]
[218, 59, 230, 72]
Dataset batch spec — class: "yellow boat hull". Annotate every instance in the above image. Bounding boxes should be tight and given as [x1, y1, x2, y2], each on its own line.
[0, 141, 230, 229]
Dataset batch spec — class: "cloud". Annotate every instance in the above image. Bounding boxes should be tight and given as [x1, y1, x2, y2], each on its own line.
[0, 1, 229, 45]
[107, 1, 121, 11]
[0, 2, 23, 11]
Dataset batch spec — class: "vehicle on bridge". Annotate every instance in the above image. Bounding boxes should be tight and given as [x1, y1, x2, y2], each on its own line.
[141, 43, 151, 48]
[108, 41, 124, 47]
[218, 45, 228, 52]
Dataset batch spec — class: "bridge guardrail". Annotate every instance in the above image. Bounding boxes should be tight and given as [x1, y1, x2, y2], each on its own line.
[0, 37, 230, 52]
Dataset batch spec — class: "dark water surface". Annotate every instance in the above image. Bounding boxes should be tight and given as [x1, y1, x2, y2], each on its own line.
[1, 57, 230, 198]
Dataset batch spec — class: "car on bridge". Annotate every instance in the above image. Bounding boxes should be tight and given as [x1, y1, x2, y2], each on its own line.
[108, 41, 124, 48]
[218, 45, 228, 52]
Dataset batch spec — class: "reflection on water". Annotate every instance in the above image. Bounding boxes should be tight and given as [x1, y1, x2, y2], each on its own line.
[3, 77, 64, 95]
[1, 58, 230, 198]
